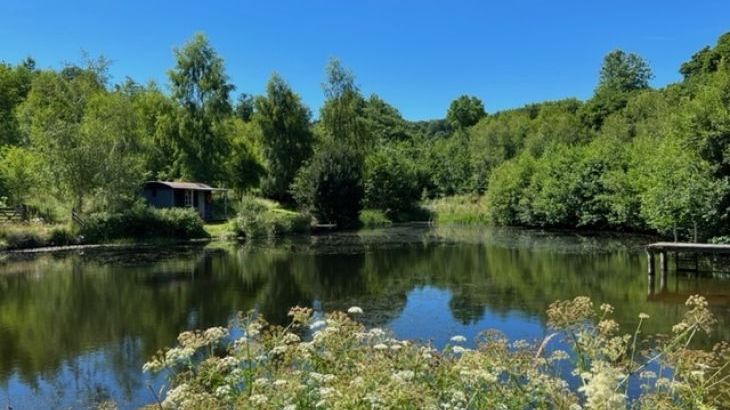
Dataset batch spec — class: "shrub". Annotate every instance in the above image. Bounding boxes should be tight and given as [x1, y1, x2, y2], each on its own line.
[80, 205, 207, 242]
[144, 295, 729, 409]
[232, 196, 311, 240]
[485, 153, 536, 225]
[359, 209, 392, 227]
[291, 143, 364, 229]
[363, 149, 420, 220]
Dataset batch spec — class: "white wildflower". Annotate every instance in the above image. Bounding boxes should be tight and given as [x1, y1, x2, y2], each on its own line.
[214, 385, 231, 399]
[347, 306, 364, 314]
[373, 343, 388, 351]
[392, 370, 415, 383]
[450, 335, 467, 343]
[250, 394, 268, 405]
[310, 320, 326, 330]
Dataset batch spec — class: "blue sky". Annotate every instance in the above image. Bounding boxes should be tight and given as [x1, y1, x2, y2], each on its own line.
[1, 1, 728, 120]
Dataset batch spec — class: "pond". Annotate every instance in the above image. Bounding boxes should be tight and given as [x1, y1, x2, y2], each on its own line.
[1, 224, 729, 409]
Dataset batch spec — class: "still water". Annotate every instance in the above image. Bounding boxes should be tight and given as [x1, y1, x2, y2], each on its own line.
[1, 224, 729, 409]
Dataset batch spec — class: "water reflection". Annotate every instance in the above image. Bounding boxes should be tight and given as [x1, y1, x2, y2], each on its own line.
[0, 225, 729, 408]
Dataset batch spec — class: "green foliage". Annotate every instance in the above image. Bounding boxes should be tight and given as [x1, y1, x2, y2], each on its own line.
[358, 209, 392, 227]
[0, 59, 34, 146]
[0, 146, 42, 205]
[231, 196, 311, 240]
[80, 205, 207, 242]
[291, 143, 364, 228]
[581, 50, 653, 129]
[363, 147, 420, 219]
[168, 33, 233, 183]
[486, 153, 536, 225]
[446, 95, 486, 129]
[224, 118, 264, 193]
[255, 74, 313, 202]
[319, 59, 371, 150]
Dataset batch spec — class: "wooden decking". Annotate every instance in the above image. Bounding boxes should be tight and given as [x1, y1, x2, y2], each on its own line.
[647, 242, 730, 254]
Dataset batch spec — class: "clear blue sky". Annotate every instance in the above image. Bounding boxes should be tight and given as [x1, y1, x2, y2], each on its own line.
[2, 1, 728, 120]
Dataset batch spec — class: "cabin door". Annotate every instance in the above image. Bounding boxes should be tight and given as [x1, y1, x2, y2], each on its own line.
[197, 192, 206, 219]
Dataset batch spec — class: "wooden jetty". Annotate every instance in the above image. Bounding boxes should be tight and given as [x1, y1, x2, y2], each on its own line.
[646, 242, 730, 298]
[646, 242, 730, 275]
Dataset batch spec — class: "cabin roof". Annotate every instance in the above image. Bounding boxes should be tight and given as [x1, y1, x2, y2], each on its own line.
[144, 181, 226, 191]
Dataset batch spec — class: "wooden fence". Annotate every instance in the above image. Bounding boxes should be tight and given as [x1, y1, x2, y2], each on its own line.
[0, 206, 26, 223]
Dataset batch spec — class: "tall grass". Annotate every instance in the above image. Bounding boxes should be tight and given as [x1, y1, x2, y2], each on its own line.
[423, 194, 489, 224]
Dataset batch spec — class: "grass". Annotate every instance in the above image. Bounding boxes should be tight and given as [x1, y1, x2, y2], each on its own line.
[204, 220, 235, 239]
[359, 209, 392, 227]
[422, 194, 490, 224]
[0, 222, 76, 250]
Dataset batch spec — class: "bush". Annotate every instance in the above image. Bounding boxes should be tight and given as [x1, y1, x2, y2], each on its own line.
[363, 149, 420, 220]
[80, 205, 207, 242]
[144, 296, 729, 409]
[359, 209, 392, 227]
[232, 196, 311, 240]
[291, 143, 364, 229]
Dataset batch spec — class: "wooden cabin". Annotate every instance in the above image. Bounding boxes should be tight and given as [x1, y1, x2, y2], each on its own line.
[141, 181, 227, 221]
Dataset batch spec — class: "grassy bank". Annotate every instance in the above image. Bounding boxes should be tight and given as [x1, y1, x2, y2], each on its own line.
[230, 196, 311, 240]
[0, 222, 76, 250]
[143, 295, 728, 409]
[423, 194, 489, 224]
[1, 206, 209, 251]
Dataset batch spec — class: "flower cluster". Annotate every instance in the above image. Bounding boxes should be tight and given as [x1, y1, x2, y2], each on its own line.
[143, 296, 729, 409]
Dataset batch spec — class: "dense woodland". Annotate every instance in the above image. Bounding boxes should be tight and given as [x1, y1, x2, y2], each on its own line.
[1, 32, 730, 240]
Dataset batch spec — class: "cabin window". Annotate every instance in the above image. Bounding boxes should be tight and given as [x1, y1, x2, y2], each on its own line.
[184, 190, 194, 207]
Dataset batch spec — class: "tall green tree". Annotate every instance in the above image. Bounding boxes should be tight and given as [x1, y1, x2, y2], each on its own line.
[168, 33, 233, 183]
[582, 50, 653, 129]
[319, 58, 370, 149]
[254, 74, 313, 202]
[0, 59, 35, 146]
[446, 95, 486, 129]
[19, 66, 104, 212]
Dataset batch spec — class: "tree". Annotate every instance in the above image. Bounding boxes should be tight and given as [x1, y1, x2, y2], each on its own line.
[291, 143, 363, 228]
[0, 59, 34, 146]
[129, 82, 180, 180]
[363, 147, 420, 218]
[19, 66, 105, 212]
[581, 50, 653, 129]
[0, 146, 42, 205]
[635, 136, 726, 241]
[254, 74, 313, 202]
[235, 93, 255, 122]
[80, 92, 146, 211]
[446, 95, 485, 129]
[225, 118, 265, 194]
[363, 95, 411, 142]
[168, 33, 233, 183]
[319, 58, 370, 149]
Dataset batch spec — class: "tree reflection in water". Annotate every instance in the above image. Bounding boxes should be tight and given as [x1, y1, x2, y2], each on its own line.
[1, 224, 729, 408]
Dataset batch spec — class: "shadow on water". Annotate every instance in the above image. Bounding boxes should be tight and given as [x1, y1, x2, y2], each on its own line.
[0, 224, 729, 408]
